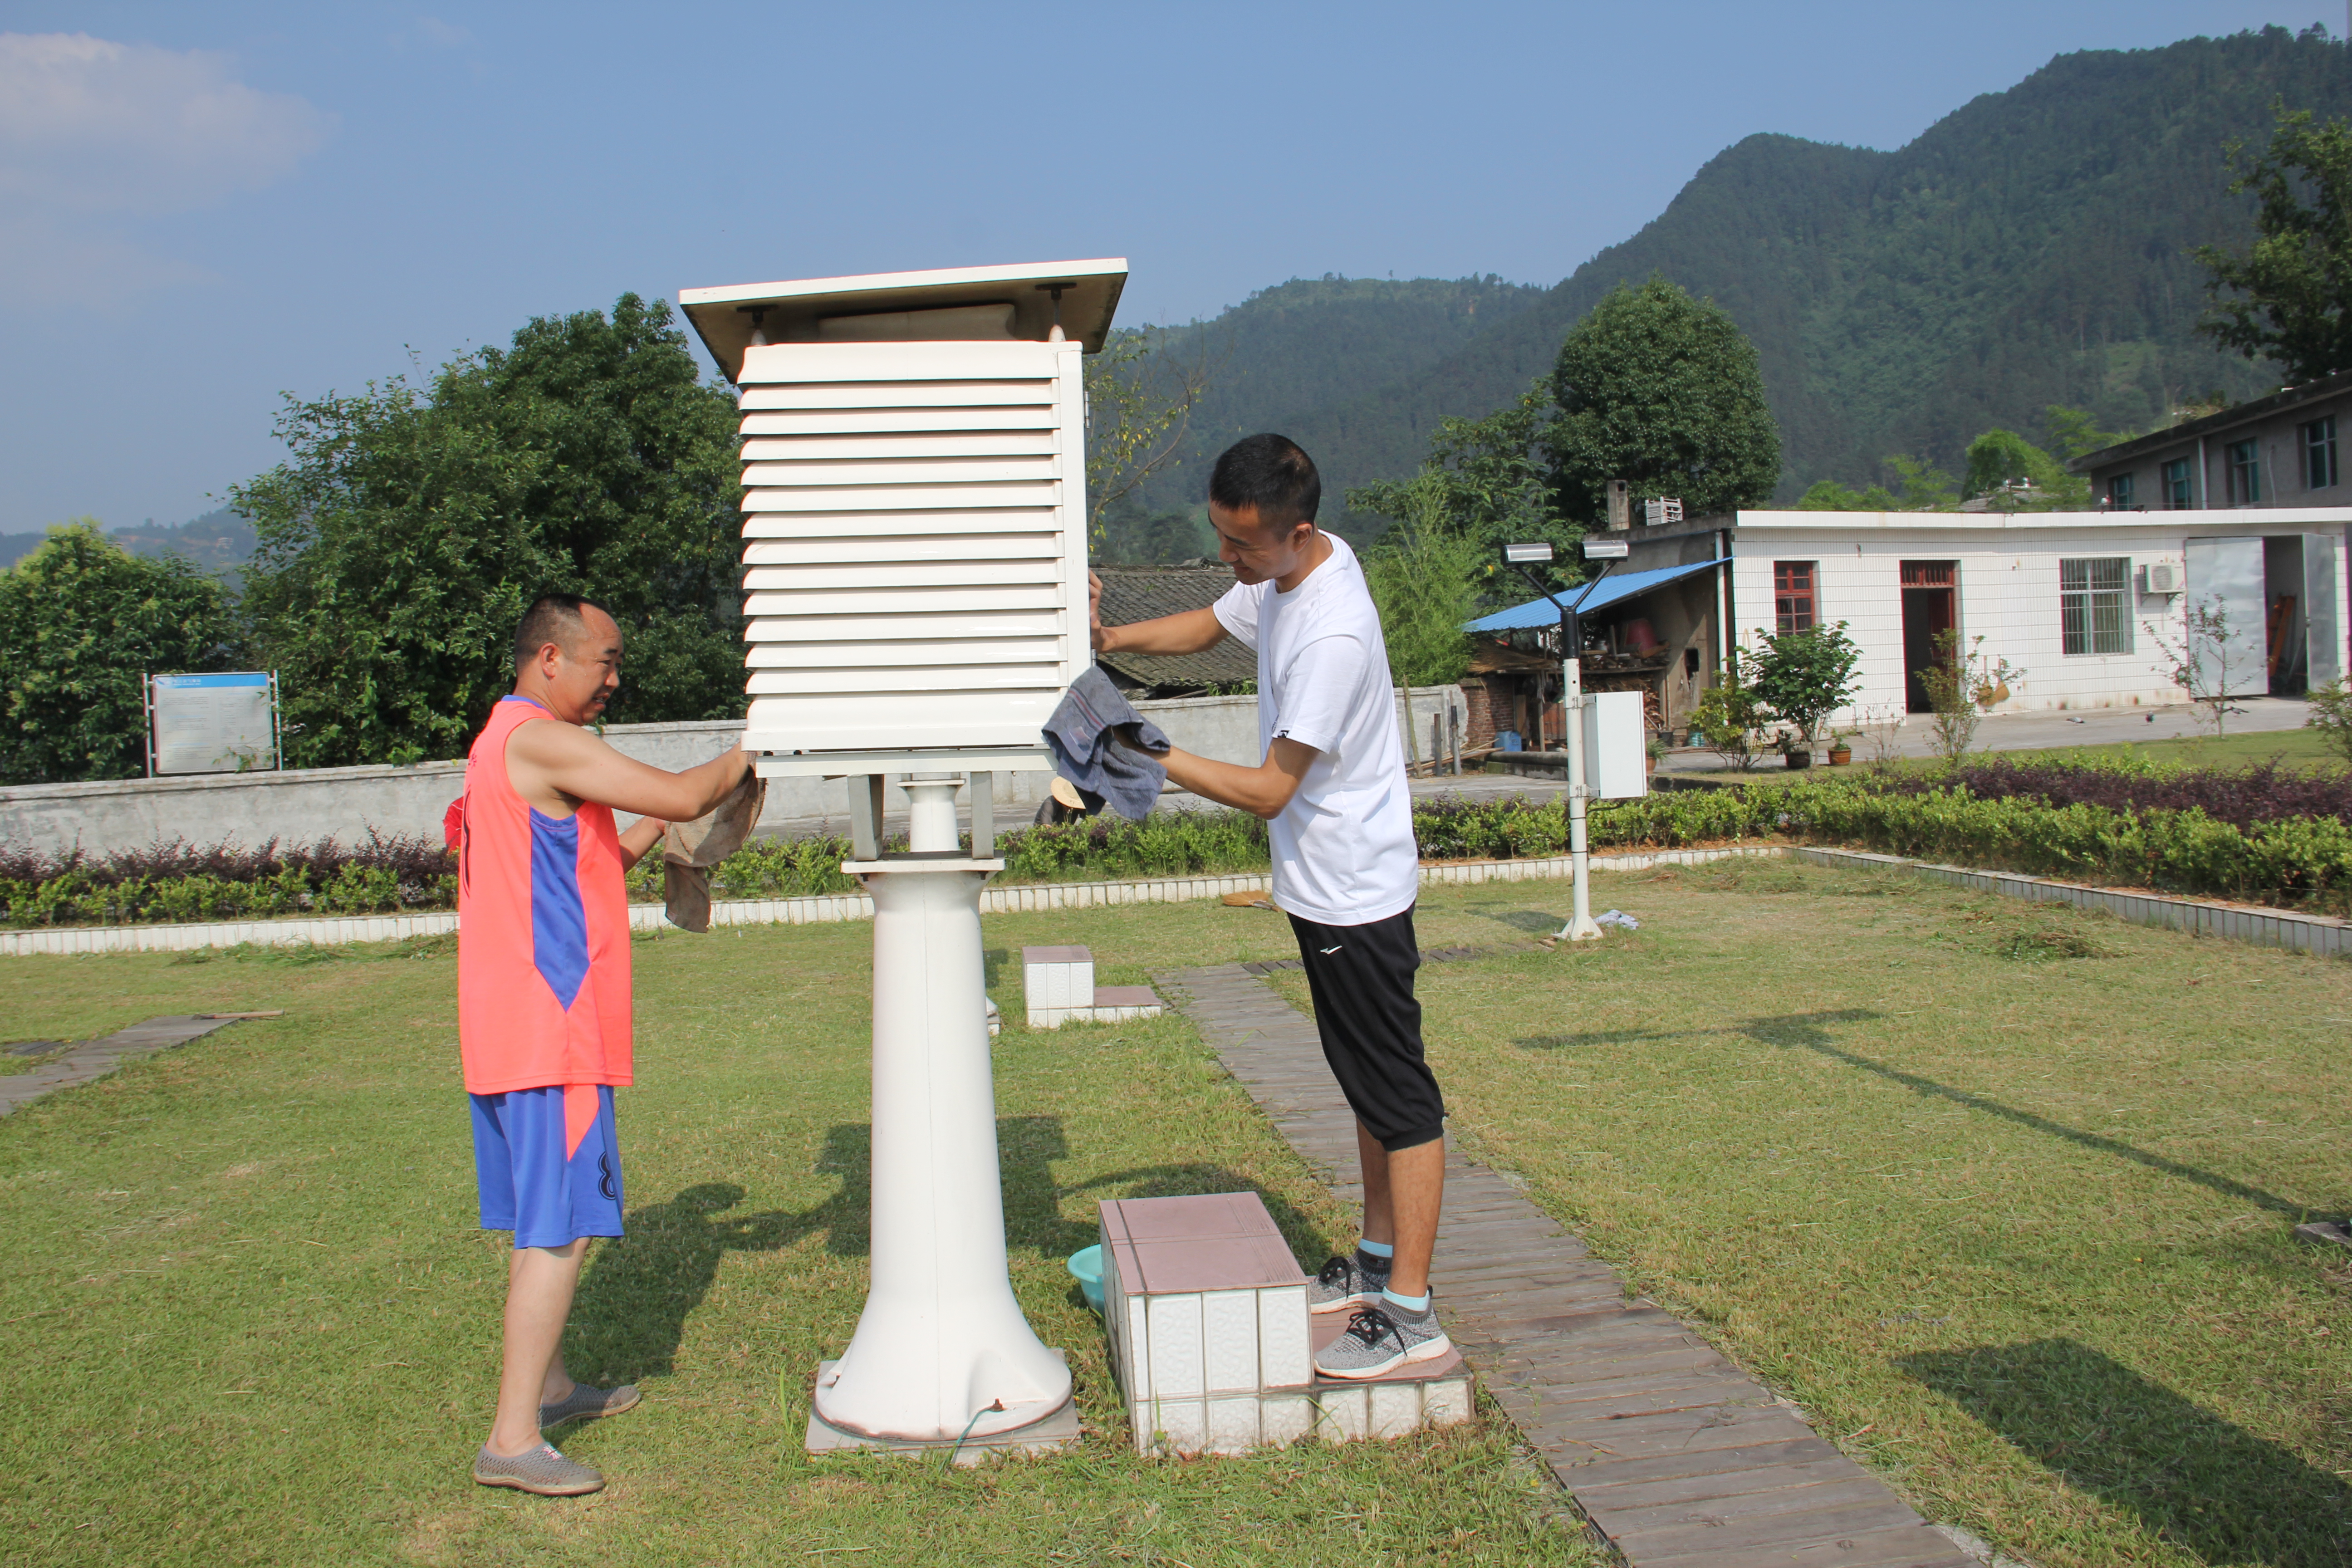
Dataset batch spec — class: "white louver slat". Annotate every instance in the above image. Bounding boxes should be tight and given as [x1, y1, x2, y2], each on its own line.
[731, 339, 1086, 755]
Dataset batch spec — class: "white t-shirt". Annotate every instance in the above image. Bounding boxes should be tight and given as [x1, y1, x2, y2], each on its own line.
[1212, 533, 1418, 927]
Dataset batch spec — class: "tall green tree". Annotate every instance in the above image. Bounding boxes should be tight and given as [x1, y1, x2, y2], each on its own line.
[0, 523, 242, 783]
[1347, 380, 1581, 571]
[233, 294, 744, 767]
[1961, 430, 2089, 509]
[2196, 102, 2352, 384]
[1547, 277, 1781, 524]
[1362, 478, 1482, 688]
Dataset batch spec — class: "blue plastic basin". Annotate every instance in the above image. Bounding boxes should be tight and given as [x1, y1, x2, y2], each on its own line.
[1066, 1245, 1104, 1312]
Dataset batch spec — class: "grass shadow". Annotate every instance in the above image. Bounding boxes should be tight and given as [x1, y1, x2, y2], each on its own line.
[1899, 1338, 2352, 1566]
[568, 1181, 800, 1383]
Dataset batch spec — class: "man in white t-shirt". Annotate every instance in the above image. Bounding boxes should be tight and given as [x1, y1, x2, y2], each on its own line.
[1090, 434, 1450, 1379]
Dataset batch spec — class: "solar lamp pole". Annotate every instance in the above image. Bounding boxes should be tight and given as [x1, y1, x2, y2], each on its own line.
[1502, 542, 1617, 942]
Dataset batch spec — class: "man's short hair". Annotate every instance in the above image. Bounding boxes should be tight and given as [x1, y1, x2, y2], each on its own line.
[1210, 434, 1320, 531]
[513, 593, 609, 671]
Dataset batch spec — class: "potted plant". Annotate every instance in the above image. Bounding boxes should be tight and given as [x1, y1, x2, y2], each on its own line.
[1827, 732, 1853, 766]
[1777, 730, 1811, 769]
[1645, 735, 1668, 774]
[1752, 622, 1864, 772]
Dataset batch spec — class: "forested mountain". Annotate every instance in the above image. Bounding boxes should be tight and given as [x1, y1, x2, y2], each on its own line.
[2, 508, 255, 573]
[1137, 26, 2351, 535]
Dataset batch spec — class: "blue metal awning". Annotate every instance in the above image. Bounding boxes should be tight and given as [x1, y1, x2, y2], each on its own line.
[1464, 558, 1726, 633]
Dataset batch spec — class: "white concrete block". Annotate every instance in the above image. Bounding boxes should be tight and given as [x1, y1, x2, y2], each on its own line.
[1205, 1395, 1260, 1455]
[1121, 1295, 1150, 1401]
[1367, 1381, 1422, 1440]
[1146, 1293, 1204, 1397]
[1203, 1291, 1260, 1393]
[1259, 1391, 1315, 1447]
[1257, 1285, 1311, 1388]
[1313, 1384, 1367, 1443]
[1423, 1376, 1473, 1427]
[1152, 1397, 1206, 1454]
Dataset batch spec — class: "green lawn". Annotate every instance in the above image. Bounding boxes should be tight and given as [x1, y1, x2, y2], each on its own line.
[10, 867, 2349, 1568]
[0, 911, 1593, 1568]
[1278, 862, 2352, 1568]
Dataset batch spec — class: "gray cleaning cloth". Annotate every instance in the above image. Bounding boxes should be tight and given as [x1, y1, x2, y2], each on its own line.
[662, 769, 767, 932]
[1042, 666, 1171, 822]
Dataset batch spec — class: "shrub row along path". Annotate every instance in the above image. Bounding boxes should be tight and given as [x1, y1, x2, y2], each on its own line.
[1155, 959, 1976, 1568]
[0, 1014, 269, 1116]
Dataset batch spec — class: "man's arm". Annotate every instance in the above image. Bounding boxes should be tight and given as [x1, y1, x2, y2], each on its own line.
[507, 725, 752, 823]
[1156, 737, 1318, 821]
[617, 815, 667, 871]
[1090, 569, 1230, 656]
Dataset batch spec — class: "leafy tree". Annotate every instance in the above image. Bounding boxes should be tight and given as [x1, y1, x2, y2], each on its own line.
[1546, 276, 1782, 525]
[1095, 493, 1208, 565]
[1347, 381, 1580, 575]
[2044, 404, 2132, 463]
[1749, 622, 1862, 751]
[2196, 102, 2352, 384]
[1962, 430, 2089, 509]
[1794, 454, 1960, 511]
[0, 522, 242, 783]
[1362, 479, 1481, 688]
[1689, 645, 1768, 772]
[233, 294, 743, 767]
[1086, 327, 1214, 545]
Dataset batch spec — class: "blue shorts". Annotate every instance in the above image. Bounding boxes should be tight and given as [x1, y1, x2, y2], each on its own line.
[469, 1084, 626, 1249]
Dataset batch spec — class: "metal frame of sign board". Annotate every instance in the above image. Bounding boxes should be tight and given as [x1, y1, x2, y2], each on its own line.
[144, 671, 282, 777]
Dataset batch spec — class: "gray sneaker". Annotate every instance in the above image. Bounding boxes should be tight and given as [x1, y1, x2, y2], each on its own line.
[539, 1381, 641, 1429]
[1314, 1304, 1453, 1380]
[473, 1441, 606, 1496]
[1307, 1252, 1390, 1316]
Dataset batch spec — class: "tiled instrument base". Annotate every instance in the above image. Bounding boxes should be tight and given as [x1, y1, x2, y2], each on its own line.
[1155, 963, 1976, 1568]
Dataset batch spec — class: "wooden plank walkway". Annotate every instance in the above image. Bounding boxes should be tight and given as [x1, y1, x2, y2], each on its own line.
[1155, 963, 1973, 1568]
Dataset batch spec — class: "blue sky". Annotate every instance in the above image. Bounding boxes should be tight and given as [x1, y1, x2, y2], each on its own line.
[0, 1, 2338, 536]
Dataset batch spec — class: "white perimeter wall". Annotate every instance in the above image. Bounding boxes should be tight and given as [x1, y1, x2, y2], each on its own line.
[1728, 508, 2352, 726]
[0, 686, 1465, 859]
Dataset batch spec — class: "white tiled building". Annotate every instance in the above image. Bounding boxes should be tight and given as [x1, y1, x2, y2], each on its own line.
[1596, 506, 2349, 732]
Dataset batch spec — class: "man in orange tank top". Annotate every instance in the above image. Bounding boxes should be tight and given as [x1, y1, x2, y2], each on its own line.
[459, 594, 751, 1496]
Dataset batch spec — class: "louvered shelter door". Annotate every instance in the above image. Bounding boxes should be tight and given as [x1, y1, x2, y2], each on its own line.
[735, 339, 1087, 754]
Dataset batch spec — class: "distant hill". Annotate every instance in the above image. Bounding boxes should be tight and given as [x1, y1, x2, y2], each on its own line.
[1142, 26, 2351, 535]
[3, 508, 255, 574]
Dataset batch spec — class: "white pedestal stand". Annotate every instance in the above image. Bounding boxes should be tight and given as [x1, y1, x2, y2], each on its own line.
[1559, 657, 1602, 942]
[807, 774, 1076, 1457]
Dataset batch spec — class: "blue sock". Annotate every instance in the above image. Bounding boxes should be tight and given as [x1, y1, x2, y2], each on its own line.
[1356, 1239, 1394, 1260]
[1382, 1287, 1431, 1315]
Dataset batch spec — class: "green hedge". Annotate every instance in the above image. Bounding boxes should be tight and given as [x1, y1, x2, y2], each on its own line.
[12, 778, 2351, 928]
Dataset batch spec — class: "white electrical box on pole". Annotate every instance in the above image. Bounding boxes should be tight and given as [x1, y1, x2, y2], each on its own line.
[1500, 536, 1643, 943]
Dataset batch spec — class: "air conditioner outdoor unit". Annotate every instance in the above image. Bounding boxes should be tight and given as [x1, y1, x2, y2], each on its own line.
[2142, 560, 2181, 595]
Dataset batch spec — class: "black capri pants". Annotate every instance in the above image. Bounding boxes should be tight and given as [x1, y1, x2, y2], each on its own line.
[1287, 905, 1446, 1152]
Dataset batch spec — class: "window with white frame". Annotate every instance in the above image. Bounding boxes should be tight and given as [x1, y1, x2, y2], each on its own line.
[2060, 558, 2132, 655]
[2226, 438, 2262, 505]
[2161, 456, 2193, 508]
[2305, 415, 2338, 490]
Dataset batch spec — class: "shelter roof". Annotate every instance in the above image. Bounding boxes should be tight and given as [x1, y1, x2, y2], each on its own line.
[1465, 559, 1725, 633]
[678, 259, 1127, 382]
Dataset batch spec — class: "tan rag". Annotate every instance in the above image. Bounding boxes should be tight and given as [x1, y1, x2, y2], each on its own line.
[661, 769, 767, 932]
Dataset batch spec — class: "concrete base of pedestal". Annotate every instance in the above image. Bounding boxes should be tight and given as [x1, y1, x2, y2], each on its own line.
[804, 1356, 1081, 1464]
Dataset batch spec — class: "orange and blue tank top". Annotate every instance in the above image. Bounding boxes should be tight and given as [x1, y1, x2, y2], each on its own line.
[456, 696, 633, 1095]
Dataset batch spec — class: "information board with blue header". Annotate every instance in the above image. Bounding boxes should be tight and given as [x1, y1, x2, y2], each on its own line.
[147, 672, 279, 774]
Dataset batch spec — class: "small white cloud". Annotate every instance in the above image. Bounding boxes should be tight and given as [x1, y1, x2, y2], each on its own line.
[0, 32, 333, 215]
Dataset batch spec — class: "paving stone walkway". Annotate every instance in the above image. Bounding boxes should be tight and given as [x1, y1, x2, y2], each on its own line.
[1154, 962, 1974, 1568]
[0, 1015, 260, 1116]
